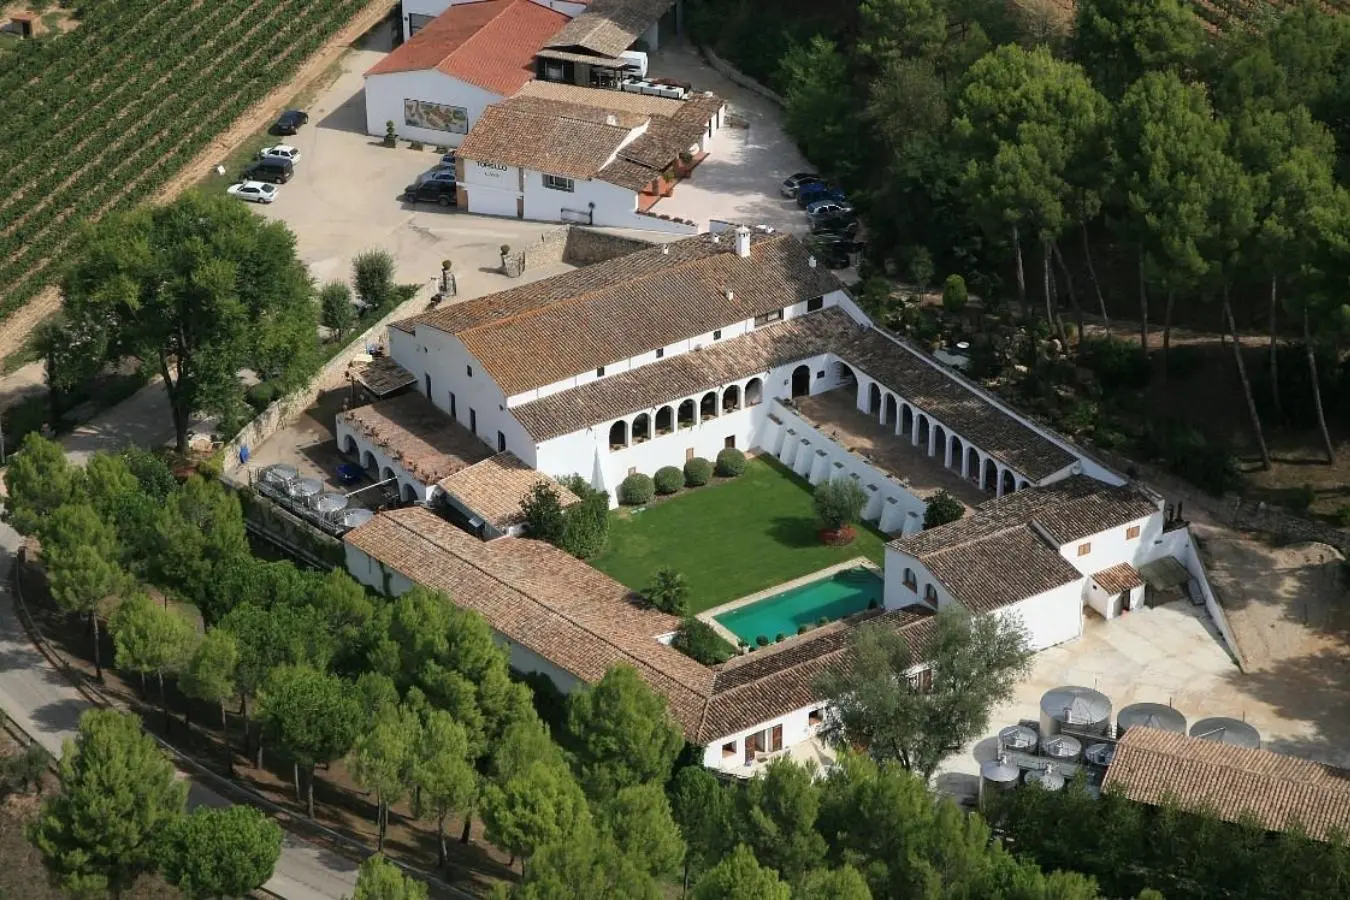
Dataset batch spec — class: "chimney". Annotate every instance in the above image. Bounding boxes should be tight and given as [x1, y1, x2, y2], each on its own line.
[734, 224, 751, 258]
[808, 255, 817, 269]
[725, 289, 734, 301]
[662, 244, 669, 254]
[605, 114, 618, 126]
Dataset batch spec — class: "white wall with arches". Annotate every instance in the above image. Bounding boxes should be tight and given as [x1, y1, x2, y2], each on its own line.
[335, 419, 436, 505]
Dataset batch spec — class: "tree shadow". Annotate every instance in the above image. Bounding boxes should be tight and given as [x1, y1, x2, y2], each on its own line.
[766, 516, 821, 549]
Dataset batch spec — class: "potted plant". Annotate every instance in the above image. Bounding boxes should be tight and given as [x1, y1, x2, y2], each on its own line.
[383, 121, 397, 148]
[813, 477, 868, 545]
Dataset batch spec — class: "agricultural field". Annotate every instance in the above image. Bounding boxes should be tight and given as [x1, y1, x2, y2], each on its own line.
[0, 0, 376, 328]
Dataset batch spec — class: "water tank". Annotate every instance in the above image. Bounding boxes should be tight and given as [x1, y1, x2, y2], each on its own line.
[1084, 742, 1116, 767]
[979, 755, 1020, 809]
[998, 725, 1037, 753]
[1040, 686, 1112, 738]
[259, 463, 298, 487]
[286, 477, 322, 503]
[1117, 702, 1187, 736]
[1190, 717, 1260, 750]
[340, 508, 374, 529]
[1025, 766, 1065, 791]
[1041, 734, 1082, 764]
[312, 492, 348, 515]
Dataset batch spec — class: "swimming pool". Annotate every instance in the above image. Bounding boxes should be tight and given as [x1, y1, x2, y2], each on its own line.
[714, 566, 884, 645]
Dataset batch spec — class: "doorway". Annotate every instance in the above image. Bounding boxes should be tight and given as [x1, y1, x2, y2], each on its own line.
[791, 364, 811, 398]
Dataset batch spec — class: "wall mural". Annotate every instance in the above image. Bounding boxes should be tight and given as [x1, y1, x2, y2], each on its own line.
[404, 98, 468, 134]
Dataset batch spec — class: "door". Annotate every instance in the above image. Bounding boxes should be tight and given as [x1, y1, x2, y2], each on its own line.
[516, 196, 524, 219]
[424, 373, 432, 399]
[770, 724, 783, 752]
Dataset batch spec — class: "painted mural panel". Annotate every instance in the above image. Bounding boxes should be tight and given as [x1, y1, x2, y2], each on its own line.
[404, 98, 468, 134]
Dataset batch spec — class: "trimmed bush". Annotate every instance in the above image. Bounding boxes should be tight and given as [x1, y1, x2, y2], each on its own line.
[755, 635, 769, 647]
[618, 473, 655, 505]
[654, 466, 684, 495]
[715, 447, 747, 477]
[775, 632, 786, 643]
[671, 618, 736, 665]
[817, 616, 829, 627]
[684, 456, 713, 487]
[923, 490, 964, 529]
[813, 477, 868, 532]
[942, 274, 968, 313]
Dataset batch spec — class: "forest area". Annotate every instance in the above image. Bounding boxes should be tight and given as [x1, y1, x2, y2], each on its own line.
[689, 0, 1350, 517]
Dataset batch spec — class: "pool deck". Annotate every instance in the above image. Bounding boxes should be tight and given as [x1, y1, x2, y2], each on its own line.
[699, 557, 881, 647]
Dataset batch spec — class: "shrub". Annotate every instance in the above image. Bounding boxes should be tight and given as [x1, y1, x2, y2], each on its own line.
[775, 633, 786, 643]
[797, 624, 809, 635]
[618, 473, 655, 505]
[1286, 484, 1317, 515]
[923, 490, 964, 529]
[409, 139, 424, 151]
[942, 274, 968, 313]
[755, 635, 769, 647]
[817, 616, 829, 627]
[244, 381, 279, 412]
[671, 618, 735, 665]
[715, 448, 746, 477]
[521, 481, 566, 543]
[352, 249, 396, 311]
[644, 567, 689, 616]
[684, 457, 713, 487]
[1079, 336, 1152, 392]
[654, 466, 683, 495]
[318, 282, 356, 340]
[558, 475, 610, 559]
[813, 477, 868, 531]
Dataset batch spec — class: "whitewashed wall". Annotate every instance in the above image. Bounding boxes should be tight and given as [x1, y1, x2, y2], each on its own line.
[1057, 510, 1164, 576]
[462, 160, 523, 217]
[700, 702, 822, 774]
[882, 548, 955, 612]
[335, 419, 436, 503]
[995, 581, 1083, 651]
[365, 69, 503, 146]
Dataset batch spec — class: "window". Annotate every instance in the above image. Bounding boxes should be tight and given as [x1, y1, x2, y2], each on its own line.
[656, 347, 665, 359]
[449, 392, 456, 418]
[807, 296, 824, 312]
[713, 329, 722, 340]
[497, 431, 506, 452]
[754, 309, 784, 327]
[424, 373, 432, 398]
[903, 568, 917, 590]
[596, 366, 605, 377]
[466, 365, 473, 377]
[908, 668, 934, 692]
[808, 709, 823, 727]
[628, 466, 637, 476]
[542, 174, 575, 192]
[685, 447, 695, 461]
[924, 584, 938, 604]
[403, 98, 468, 134]
[1077, 542, 1091, 557]
[721, 741, 737, 759]
[1126, 524, 1141, 540]
[725, 435, 736, 449]
[469, 409, 477, 433]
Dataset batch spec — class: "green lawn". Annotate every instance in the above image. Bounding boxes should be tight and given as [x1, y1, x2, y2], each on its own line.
[592, 457, 888, 613]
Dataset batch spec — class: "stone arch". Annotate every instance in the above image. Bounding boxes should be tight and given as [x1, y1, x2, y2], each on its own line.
[362, 450, 377, 473]
[1018, 479, 1030, 491]
[883, 393, 897, 428]
[678, 398, 696, 428]
[950, 435, 964, 472]
[791, 364, 811, 398]
[983, 458, 998, 492]
[655, 405, 674, 434]
[901, 404, 913, 437]
[836, 362, 855, 385]
[381, 466, 396, 483]
[745, 378, 764, 406]
[342, 434, 358, 456]
[1001, 469, 1016, 495]
[722, 384, 741, 412]
[401, 483, 418, 503]
[609, 420, 628, 449]
[965, 446, 979, 481]
[933, 424, 947, 462]
[917, 414, 930, 449]
[867, 382, 881, 415]
[700, 391, 718, 420]
[633, 412, 651, 443]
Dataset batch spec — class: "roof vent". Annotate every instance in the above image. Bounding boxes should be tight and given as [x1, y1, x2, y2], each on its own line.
[734, 224, 751, 258]
[605, 114, 618, 126]
[711, 234, 720, 243]
[808, 255, 817, 269]
[725, 289, 734, 301]
[662, 244, 669, 255]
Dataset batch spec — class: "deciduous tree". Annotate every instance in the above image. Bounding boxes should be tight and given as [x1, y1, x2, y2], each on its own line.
[412, 708, 477, 868]
[257, 664, 363, 818]
[110, 592, 200, 732]
[180, 628, 239, 774]
[520, 481, 566, 544]
[42, 503, 127, 681]
[481, 760, 590, 875]
[161, 806, 282, 899]
[352, 854, 428, 900]
[319, 281, 356, 341]
[565, 665, 683, 801]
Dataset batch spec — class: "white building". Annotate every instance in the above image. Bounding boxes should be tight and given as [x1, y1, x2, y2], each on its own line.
[453, 81, 722, 232]
[364, 0, 569, 146]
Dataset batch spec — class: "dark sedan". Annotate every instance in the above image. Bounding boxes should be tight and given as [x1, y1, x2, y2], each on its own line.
[403, 180, 457, 207]
[271, 109, 309, 135]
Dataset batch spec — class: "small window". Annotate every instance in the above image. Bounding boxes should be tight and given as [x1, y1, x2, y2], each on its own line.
[685, 447, 695, 461]
[1126, 524, 1141, 540]
[497, 431, 506, 452]
[449, 392, 456, 418]
[807, 296, 824, 312]
[596, 366, 605, 377]
[466, 365, 473, 377]
[724, 435, 736, 449]
[808, 709, 823, 727]
[721, 741, 737, 759]
[713, 329, 722, 340]
[656, 347, 665, 359]
[628, 466, 637, 475]
[1077, 542, 1091, 557]
[903, 568, 917, 590]
[542, 174, 575, 192]
[754, 309, 784, 327]
[470, 409, 477, 432]
[924, 584, 938, 603]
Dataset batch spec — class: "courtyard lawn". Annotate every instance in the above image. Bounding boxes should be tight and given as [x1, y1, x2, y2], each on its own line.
[592, 457, 888, 613]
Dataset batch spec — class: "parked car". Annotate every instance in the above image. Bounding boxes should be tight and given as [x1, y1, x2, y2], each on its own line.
[417, 169, 457, 185]
[796, 184, 846, 208]
[403, 180, 456, 206]
[259, 144, 301, 162]
[810, 212, 861, 236]
[780, 172, 823, 198]
[439, 151, 456, 167]
[806, 199, 855, 221]
[227, 181, 278, 204]
[271, 109, 308, 135]
[808, 234, 865, 269]
[242, 156, 293, 184]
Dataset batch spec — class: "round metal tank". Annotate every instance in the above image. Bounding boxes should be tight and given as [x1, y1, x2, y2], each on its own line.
[1117, 702, 1187, 736]
[286, 477, 322, 502]
[1041, 734, 1082, 764]
[979, 755, 1020, 810]
[1040, 685, 1112, 738]
[313, 493, 348, 515]
[260, 463, 298, 487]
[340, 508, 374, 529]
[1084, 742, 1116, 767]
[1190, 717, 1260, 749]
[1025, 766, 1065, 791]
[998, 725, 1038, 753]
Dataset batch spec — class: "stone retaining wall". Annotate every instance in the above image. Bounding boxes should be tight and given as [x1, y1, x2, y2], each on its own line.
[701, 46, 783, 106]
[516, 226, 654, 275]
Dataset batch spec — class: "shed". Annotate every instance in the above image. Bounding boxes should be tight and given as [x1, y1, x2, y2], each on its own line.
[1138, 556, 1191, 607]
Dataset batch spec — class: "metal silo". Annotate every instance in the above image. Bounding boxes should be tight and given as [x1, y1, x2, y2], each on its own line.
[1040, 685, 1112, 738]
[1041, 733, 1082, 765]
[1025, 765, 1065, 791]
[998, 724, 1038, 753]
[979, 755, 1021, 810]
[1190, 717, 1260, 749]
[1117, 702, 1187, 736]
[1084, 742, 1116, 768]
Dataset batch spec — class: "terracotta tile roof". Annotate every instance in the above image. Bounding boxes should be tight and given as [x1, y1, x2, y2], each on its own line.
[1093, 562, 1144, 594]
[338, 393, 492, 484]
[457, 98, 635, 179]
[347, 356, 417, 397]
[398, 233, 843, 396]
[344, 507, 716, 736]
[512, 307, 858, 442]
[514, 80, 687, 116]
[365, 0, 567, 97]
[437, 452, 580, 530]
[599, 94, 725, 190]
[919, 525, 1082, 614]
[543, 0, 674, 58]
[1103, 727, 1350, 841]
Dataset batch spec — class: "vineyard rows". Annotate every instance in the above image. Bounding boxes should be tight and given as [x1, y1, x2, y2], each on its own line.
[0, 0, 374, 324]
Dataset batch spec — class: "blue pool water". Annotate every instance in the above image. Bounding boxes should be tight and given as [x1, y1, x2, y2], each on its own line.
[715, 567, 884, 644]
